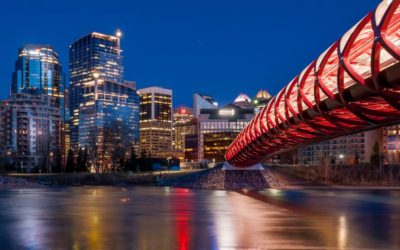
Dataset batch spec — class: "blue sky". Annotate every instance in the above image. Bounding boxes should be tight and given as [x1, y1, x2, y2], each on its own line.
[0, 0, 380, 106]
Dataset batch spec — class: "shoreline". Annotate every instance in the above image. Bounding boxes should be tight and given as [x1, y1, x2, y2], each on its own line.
[2, 171, 400, 190]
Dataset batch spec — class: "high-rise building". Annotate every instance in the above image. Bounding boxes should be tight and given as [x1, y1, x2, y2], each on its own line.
[11, 45, 66, 119]
[77, 78, 140, 171]
[197, 94, 255, 162]
[298, 129, 383, 166]
[0, 94, 62, 172]
[173, 106, 196, 151]
[68, 31, 140, 172]
[193, 93, 218, 117]
[139, 87, 172, 155]
[69, 31, 124, 151]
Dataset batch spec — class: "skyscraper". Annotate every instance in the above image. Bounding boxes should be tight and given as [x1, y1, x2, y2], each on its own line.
[69, 32, 124, 151]
[68, 31, 140, 172]
[11, 45, 65, 119]
[139, 87, 172, 155]
[77, 78, 140, 171]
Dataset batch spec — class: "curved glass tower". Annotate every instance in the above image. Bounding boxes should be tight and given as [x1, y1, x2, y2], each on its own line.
[11, 45, 65, 118]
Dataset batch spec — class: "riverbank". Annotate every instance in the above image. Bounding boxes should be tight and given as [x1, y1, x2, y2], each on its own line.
[0, 176, 44, 189]
[3, 164, 400, 190]
[1, 170, 200, 189]
[268, 164, 400, 187]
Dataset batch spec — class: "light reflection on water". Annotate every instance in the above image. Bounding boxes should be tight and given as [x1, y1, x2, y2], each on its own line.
[0, 187, 399, 249]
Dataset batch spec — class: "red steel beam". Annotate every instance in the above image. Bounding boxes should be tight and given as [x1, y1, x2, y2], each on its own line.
[225, 0, 400, 167]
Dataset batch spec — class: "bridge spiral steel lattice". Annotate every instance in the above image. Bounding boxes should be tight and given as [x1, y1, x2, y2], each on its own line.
[225, 0, 400, 167]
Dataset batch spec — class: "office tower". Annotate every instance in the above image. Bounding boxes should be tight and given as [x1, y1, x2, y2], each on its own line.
[193, 93, 218, 117]
[197, 94, 255, 162]
[68, 31, 140, 172]
[0, 94, 62, 172]
[139, 87, 172, 155]
[69, 31, 124, 151]
[173, 106, 196, 150]
[77, 78, 140, 171]
[11, 45, 65, 119]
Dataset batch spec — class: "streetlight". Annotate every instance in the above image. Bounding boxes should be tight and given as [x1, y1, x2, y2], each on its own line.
[116, 29, 122, 38]
[339, 154, 344, 166]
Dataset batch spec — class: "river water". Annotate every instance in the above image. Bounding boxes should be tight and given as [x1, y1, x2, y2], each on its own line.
[0, 186, 399, 249]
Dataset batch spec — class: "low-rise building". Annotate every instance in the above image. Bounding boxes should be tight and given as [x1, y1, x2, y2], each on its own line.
[298, 128, 383, 166]
[0, 94, 62, 171]
[197, 94, 255, 162]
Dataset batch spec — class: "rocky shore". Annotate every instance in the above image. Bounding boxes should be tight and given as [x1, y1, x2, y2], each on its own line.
[162, 165, 283, 189]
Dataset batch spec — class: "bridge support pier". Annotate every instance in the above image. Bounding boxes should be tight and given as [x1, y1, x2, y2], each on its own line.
[221, 161, 264, 171]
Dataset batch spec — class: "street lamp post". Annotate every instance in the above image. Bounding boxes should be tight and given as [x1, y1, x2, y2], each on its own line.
[339, 154, 344, 165]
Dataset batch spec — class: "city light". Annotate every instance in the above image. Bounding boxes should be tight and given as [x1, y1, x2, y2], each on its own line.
[218, 109, 235, 116]
[116, 29, 122, 38]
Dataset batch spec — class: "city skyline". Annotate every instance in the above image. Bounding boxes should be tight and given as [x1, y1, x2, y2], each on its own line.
[0, 0, 380, 106]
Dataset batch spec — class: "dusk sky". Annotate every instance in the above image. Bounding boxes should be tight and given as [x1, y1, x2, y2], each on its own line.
[0, 0, 380, 106]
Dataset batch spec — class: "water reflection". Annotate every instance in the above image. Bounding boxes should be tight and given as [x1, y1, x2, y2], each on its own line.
[0, 187, 399, 249]
[338, 215, 347, 250]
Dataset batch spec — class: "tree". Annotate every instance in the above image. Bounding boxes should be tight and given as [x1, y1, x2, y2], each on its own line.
[139, 150, 152, 171]
[354, 150, 360, 165]
[65, 149, 75, 173]
[370, 141, 381, 167]
[77, 148, 89, 172]
[126, 148, 138, 172]
[52, 147, 63, 173]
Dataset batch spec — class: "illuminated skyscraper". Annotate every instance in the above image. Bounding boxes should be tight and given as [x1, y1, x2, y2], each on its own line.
[68, 32, 139, 172]
[77, 78, 140, 171]
[11, 45, 65, 119]
[69, 32, 124, 151]
[139, 87, 172, 155]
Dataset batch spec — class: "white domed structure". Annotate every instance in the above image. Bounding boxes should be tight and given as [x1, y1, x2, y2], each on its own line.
[233, 93, 252, 104]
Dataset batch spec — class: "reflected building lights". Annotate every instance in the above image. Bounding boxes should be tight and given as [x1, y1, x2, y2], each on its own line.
[338, 215, 348, 250]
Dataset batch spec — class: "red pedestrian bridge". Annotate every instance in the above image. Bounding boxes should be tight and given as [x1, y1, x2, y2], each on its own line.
[225, 0, 400, 168]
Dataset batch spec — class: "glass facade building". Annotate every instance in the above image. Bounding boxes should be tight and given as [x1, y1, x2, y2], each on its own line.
[68, 32, 139, 172]
[69, 32, 126, 151]
[11, 45, 65, 119]
[78, 79, 139, 171]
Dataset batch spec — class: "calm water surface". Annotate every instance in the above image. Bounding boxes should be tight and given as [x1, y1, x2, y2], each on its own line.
[0, 186, 400, 249]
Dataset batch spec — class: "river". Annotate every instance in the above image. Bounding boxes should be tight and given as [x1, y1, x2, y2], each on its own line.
[0, 186, 399, 249]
